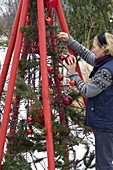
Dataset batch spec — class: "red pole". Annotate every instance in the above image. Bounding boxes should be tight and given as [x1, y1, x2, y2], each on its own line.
[37, 1, 55, 170]
[0, 0, 30, 165]
[0, 0, 23, 96]
[56, 1, 69, 33]
[56, 0, 86, 104]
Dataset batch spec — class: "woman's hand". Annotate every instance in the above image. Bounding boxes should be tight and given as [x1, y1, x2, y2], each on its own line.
[58, 32, 77, 73]
[66, 57, 77, 74]
[57, 32, 69, 42]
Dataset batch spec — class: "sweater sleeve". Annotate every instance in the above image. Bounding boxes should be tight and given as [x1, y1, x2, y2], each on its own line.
[68, 68, 113, 98]
[65, 36, 96, 66]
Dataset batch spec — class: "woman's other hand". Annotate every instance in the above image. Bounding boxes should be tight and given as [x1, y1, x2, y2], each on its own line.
[66, 57, 77, 74]
[58, 32, 69, 42]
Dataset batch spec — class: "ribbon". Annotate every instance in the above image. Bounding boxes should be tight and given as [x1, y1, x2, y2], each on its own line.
[45, 0, 58, 8]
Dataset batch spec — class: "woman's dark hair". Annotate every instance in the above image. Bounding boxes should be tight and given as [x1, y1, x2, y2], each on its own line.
[97, 33, 107, 46]
[95, 32, 113, 56]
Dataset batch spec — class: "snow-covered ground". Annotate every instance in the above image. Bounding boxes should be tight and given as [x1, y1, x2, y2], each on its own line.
[0, 47, 7, 69]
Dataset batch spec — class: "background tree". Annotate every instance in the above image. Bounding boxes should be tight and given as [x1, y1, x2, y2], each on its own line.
[63, 0, 113, 48]
[0, 0, 19, 37]
[0, 0, 113, 41]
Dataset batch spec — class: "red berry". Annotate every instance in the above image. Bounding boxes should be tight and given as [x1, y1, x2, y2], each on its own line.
[59, 55, 65, 61]
[57, 75, 63, 81]
[45, 17, 52, 25]
[48, 66, 54, 73]
[27, 116, 33, 123]
[27, 128, 33, 134]
[65, 55, 75, 65]
[61, 95, 73, 106]
[69, 80, 76, 86]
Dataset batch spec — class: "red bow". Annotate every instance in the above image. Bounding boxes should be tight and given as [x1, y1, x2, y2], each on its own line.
[45, 0, 58, 8]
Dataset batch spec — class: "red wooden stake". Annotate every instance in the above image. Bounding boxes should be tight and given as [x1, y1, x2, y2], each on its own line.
[37, 1, 55, 170]
[0, 0, 23, 96]
[0, 0, 30, 165]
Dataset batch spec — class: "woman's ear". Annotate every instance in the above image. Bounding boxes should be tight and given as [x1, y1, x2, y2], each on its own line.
[102, 46, 109, 55]
[101, 46, 105, 51]
[105, 49, 109, 55]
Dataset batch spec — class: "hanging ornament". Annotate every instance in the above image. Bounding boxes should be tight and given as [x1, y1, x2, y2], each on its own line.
[27, 116, 33, 123]
[27, 128, 33, 135]
[45, 17, 52, 25]
[48, 66, 54, 73]
[59, 55, 65, 61]
[65, 55, 75, 65]
[57, 75, 63, 81]
[69, 80, 76, 86]
[61, 95, 73, 106]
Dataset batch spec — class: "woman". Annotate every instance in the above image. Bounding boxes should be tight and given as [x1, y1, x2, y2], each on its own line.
[58, 32, 113, 170]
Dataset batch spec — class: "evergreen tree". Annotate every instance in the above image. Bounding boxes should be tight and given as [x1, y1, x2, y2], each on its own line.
[1, 0, 113, 169]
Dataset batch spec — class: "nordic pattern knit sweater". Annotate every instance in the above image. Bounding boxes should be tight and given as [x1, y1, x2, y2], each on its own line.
[65, 36, 113, 98]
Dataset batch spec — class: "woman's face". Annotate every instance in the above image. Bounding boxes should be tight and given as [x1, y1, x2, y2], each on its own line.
[91, 39, 104, 58]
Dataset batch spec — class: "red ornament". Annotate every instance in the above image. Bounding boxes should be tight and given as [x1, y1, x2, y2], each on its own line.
[48, 66, 54, 73]
[27, 116, 33, 123]
[57, 75, 63, 81]
[61, 95, 73, 106]
[65, 55, 75, 65]
[69, 80, 76, 86]
[27, 128, 33, 134]
[59, 55, 65, 61]
[45, 17, 52, 25]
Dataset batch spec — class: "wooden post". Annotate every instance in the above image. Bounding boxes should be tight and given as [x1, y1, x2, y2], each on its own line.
[0, 0, 23, 96]
[0, 0, 30, 165]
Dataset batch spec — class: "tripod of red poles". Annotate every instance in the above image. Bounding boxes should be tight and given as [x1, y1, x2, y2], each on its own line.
[0, 0, 85, 169]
